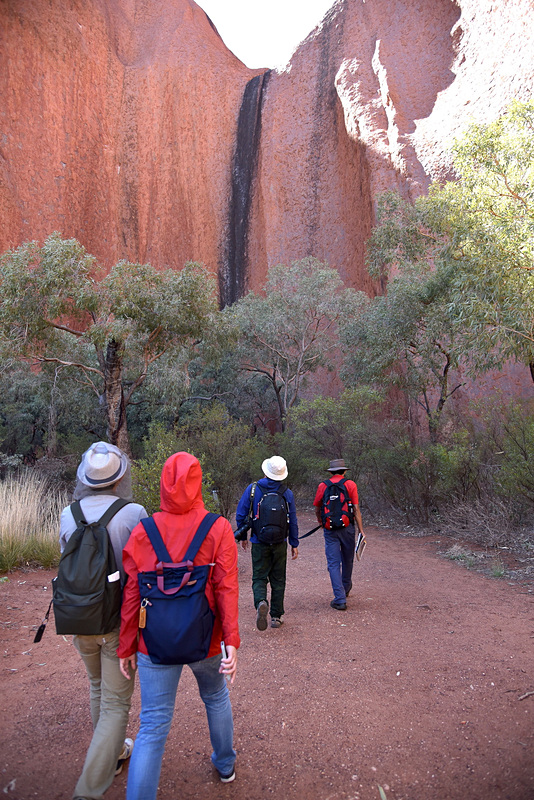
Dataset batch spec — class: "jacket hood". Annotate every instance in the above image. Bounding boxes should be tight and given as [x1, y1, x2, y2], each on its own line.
[160, 452, 205, 515]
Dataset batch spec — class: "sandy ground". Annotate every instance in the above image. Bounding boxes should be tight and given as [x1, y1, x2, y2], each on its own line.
[1, 511, 533, 800]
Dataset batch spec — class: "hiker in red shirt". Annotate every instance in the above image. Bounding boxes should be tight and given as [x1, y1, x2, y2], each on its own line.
[313, 459, 364, 611]
[118, 452, 240, 796]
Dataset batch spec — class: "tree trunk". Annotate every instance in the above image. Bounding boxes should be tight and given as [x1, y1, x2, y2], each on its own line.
[47, 394, 58, 458]
[428, 413, 439, 445]
[103, 339, 131, 456]
[46, 367, 60, 458]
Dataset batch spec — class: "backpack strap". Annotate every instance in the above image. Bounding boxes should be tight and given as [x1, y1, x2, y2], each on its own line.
[70, 500, 87, 527]
[248, 482, 257, 520]
[321, 478, 333, 502]
[337, 478, 354, 519]
[141, 517, 172, 563]
[141, 512, 221, 596]
[97, 498, 131, 527]
[184, 512, 221, 561]
[278, 484, 290, 517]
[70, 498, 131, 528]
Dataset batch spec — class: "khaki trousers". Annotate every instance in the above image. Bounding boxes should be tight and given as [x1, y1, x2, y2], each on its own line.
[72, 630, 135, 800]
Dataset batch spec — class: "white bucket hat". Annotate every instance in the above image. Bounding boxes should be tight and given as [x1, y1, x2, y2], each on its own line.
[77, 442, 128, 488]
[262, 455, 288, 481]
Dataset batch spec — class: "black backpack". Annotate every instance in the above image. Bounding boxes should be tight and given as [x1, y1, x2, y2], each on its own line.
[253, 485, 289, 545]
[321, 478, 354, 530]
[51, 498, 130, 635]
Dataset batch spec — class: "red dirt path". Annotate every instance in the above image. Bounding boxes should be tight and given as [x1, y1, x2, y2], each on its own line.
[1, 511, 533, 800]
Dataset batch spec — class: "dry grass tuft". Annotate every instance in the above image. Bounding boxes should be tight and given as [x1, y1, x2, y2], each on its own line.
[434, 497, 514, 548]
[0, 472, 68, 571]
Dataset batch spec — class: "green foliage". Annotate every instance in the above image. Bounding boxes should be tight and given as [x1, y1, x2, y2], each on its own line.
[491, 558, 506, 578]
[483, 401, 534, 507]
[367, 436, 443, 524]
[228, 257, 359, 430]
[173, 402, 266, 518]
[132, 405, 264, 519]
[363, 102, 534, 391]
[131, 425, 185, 515]
[343, 193, 473, 442]
[0, 364, 49, 460]
[347, 102, 534, 446]
[0, 359, 108, 464]
[444, 544, 476, 569]
[0, 234, 218, 451]
[284, 387, 384, 482]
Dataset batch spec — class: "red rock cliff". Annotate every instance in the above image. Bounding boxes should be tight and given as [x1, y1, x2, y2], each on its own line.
[242, 0, 534, 294]
[0, 0, 259, 275]
[1, 0, 533, 301]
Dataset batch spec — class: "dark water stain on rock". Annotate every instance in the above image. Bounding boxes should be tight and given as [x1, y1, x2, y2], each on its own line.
[221, 70, 270, 307]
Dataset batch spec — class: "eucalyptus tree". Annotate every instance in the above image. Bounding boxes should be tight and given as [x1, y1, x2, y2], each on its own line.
[363, 101, 534, 384]
[227, 257, 359, 431]
[344, 101, 534, 441]
[341, 210, 467, 443]
[0, 234, 218, 453]
[430, 99, 534, 379]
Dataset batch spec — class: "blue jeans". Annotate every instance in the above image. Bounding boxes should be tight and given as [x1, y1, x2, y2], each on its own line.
[324, 524, 356, 604]
[126, 652, 236, 800]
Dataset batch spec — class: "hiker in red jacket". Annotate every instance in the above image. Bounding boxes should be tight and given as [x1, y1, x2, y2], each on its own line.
[313, 458, 364, 611]
[118, 452, 240, 797]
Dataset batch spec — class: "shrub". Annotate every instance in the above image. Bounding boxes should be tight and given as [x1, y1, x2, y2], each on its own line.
[495, 407, 534, 509]
[131, 424, 185, 515]
[173, 403, 266, 519]
[284, 387, 384, 483]
[131, 406, 264, 518]
[435, 497, 515, 547]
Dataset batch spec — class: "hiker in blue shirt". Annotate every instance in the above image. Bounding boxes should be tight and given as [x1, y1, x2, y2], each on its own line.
[235, 456, 299, 630]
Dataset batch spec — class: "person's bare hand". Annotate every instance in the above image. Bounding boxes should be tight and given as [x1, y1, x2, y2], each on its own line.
[219, 644, 238, 684]
[119, 655, 136, 679]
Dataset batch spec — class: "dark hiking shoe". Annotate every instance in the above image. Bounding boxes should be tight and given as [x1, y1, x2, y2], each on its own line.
[330, 601, 347, 611]
[270, 617, 283, 628]
[256, 600, 268, 631]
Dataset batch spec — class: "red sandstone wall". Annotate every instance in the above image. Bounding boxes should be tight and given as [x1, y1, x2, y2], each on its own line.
[248, 0, 534, 291]
[0, 0, 259, 273]
[1, 0, 533, 295]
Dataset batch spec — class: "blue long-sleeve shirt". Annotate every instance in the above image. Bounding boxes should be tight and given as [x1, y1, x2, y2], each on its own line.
[236, 477, 299, 548]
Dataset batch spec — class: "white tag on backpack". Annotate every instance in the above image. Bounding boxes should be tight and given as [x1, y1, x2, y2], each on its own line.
[107, 571, 120, 582]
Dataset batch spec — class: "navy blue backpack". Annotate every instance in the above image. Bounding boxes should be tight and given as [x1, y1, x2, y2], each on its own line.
[138, 512, 220, 665]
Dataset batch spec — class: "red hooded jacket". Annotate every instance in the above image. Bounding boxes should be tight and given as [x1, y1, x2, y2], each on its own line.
[118, 452, 240, 659]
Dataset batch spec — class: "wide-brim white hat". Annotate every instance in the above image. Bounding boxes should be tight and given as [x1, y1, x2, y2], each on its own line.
[77, 442, 128, 488]
[262, 456, 288, 481]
